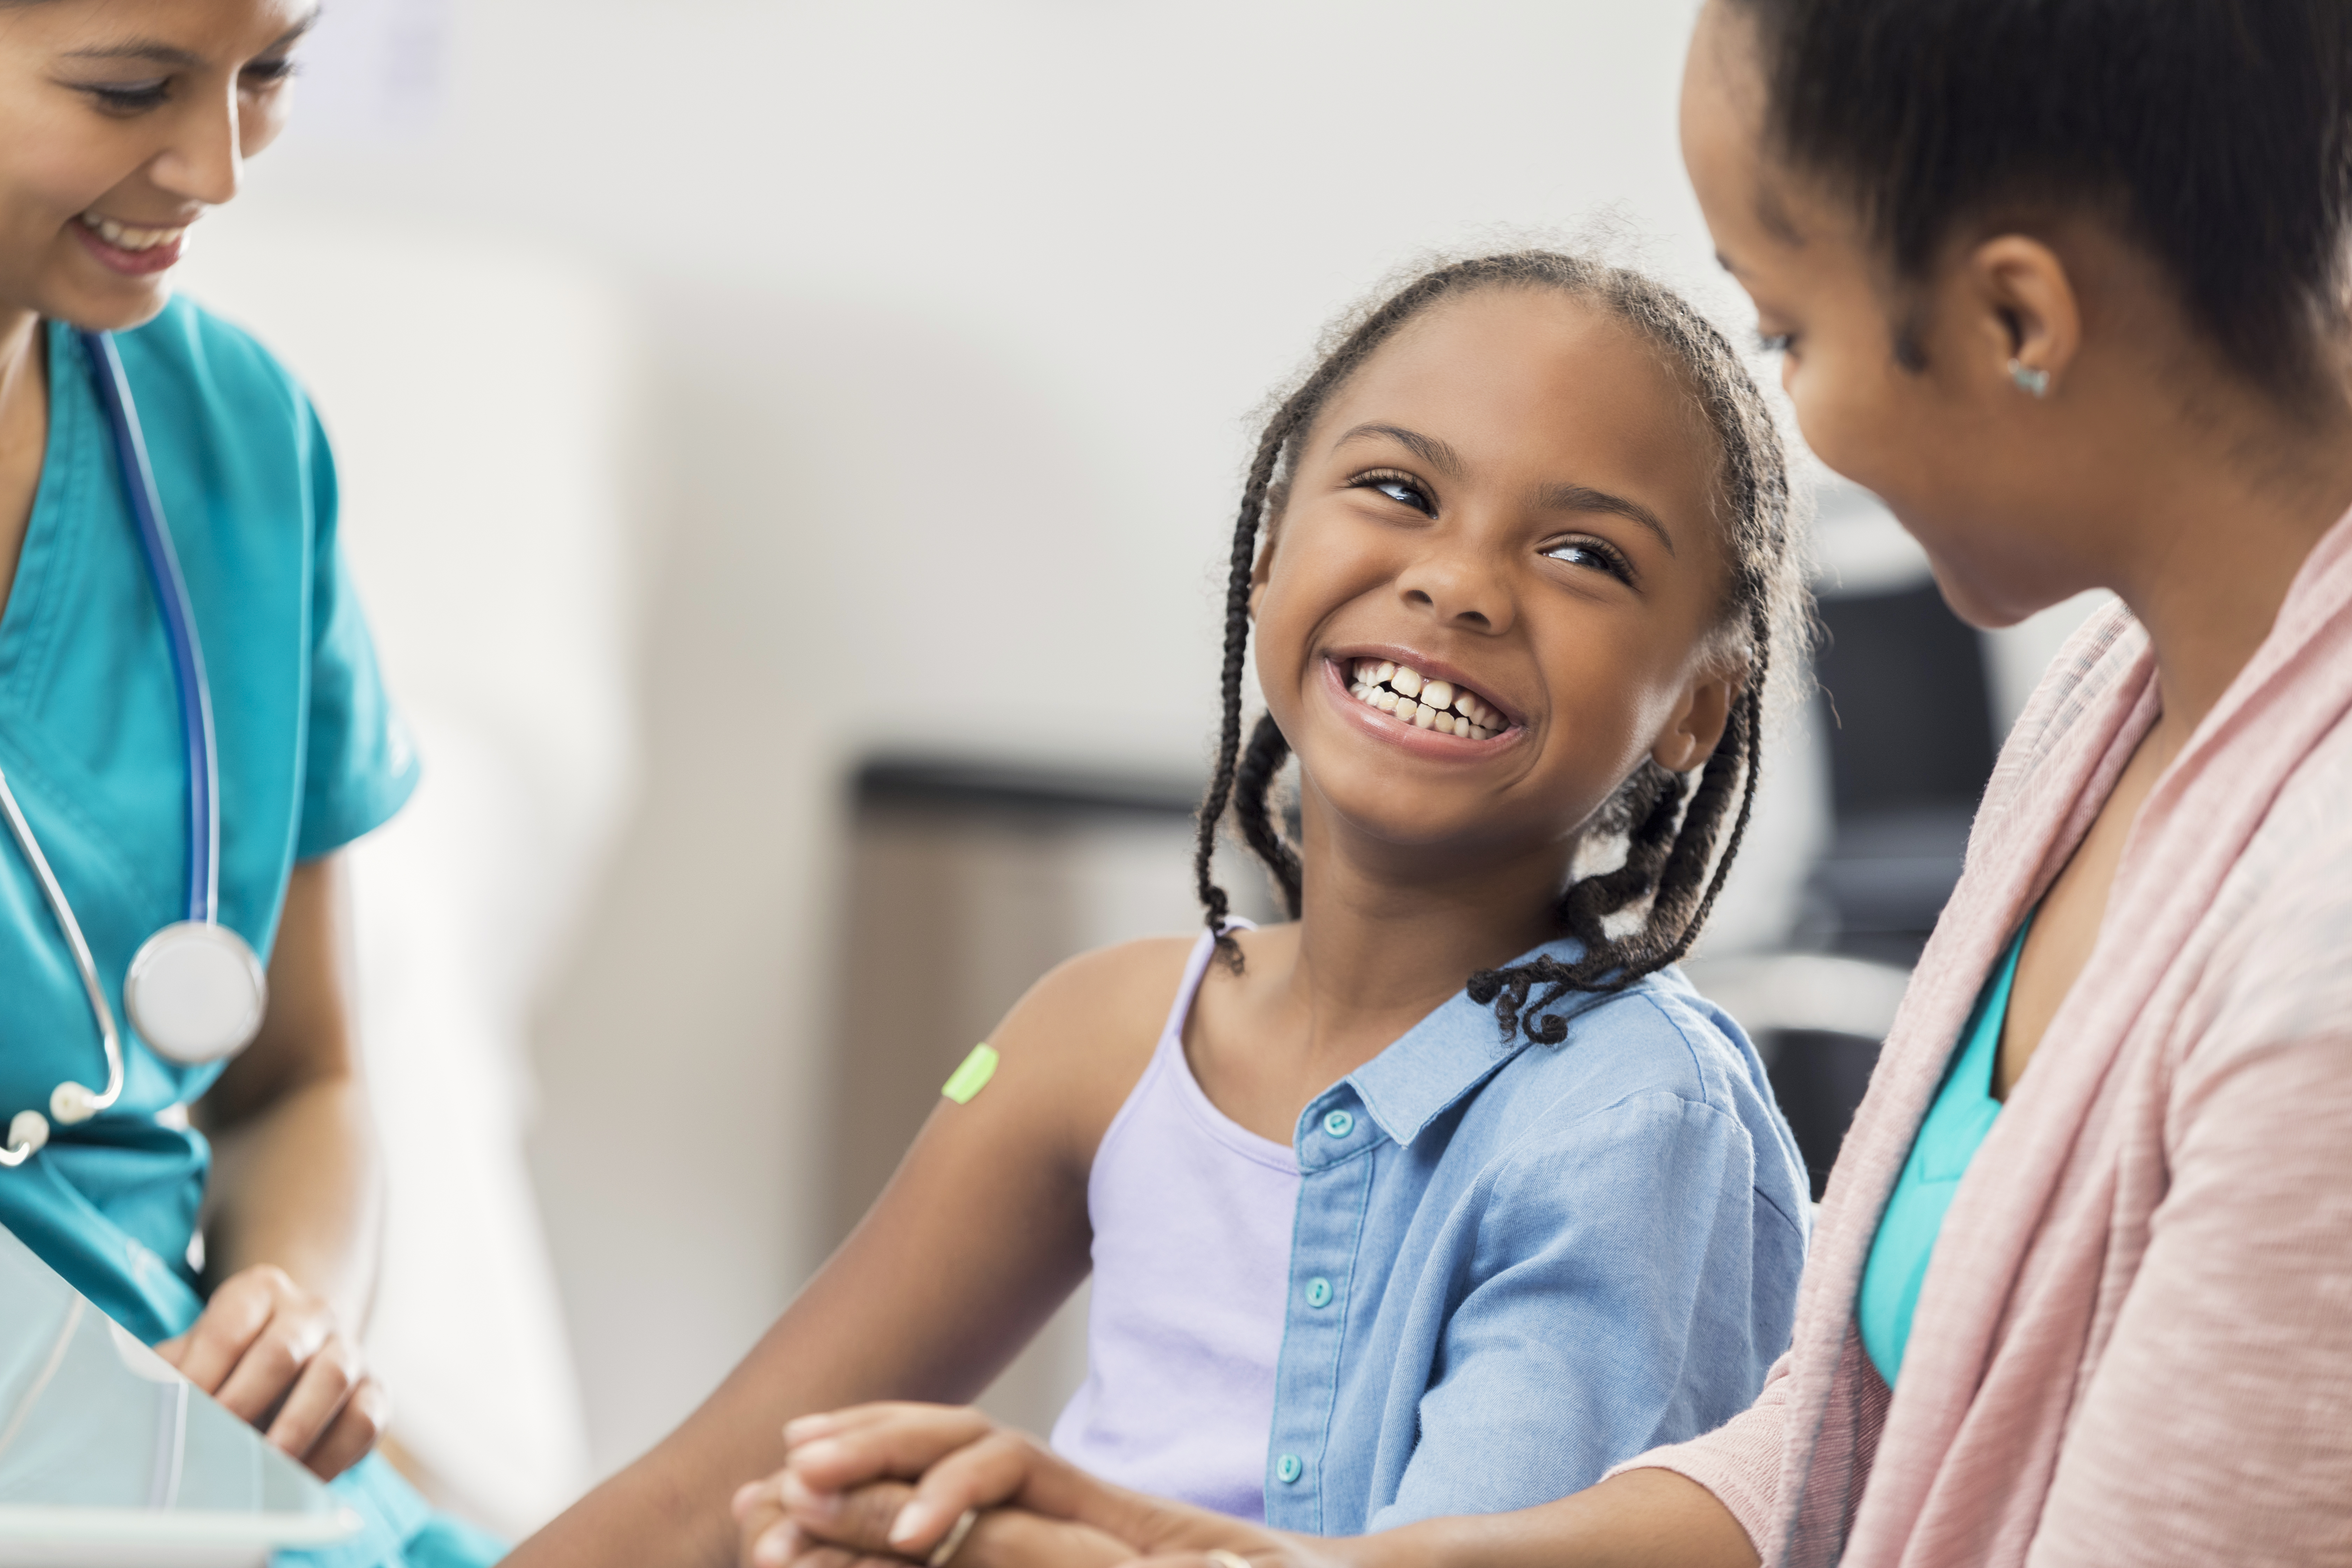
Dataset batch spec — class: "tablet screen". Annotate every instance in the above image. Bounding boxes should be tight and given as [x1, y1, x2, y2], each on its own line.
[0, 1221, 356, 1557]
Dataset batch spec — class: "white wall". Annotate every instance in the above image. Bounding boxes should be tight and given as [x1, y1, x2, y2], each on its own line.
[224, 0, 1754, 1482]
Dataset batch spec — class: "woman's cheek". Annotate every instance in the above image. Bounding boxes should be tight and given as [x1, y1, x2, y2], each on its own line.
[1786, 360, 1891, 494]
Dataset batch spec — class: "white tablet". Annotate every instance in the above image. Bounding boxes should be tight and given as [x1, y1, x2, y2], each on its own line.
[0, 1224, 360, 1568]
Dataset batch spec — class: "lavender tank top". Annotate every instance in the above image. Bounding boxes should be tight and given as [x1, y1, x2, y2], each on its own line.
[1048, 927, 1299, 1522]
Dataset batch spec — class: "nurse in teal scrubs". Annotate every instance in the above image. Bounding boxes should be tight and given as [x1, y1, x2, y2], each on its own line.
[0, 4, 500, 1564]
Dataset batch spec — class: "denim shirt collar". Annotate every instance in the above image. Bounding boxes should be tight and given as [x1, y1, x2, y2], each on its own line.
[1312, 936, 1609, 1153]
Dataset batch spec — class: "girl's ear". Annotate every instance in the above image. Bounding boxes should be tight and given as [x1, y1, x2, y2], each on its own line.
[1651, 665, 1740, 772]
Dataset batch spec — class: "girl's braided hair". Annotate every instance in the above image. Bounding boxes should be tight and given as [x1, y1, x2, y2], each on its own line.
[1192, 250, 1805, 1043]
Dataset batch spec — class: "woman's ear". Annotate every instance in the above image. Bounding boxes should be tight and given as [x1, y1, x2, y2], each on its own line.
[1651, 666, 1740, 772]
[1965, 233, 2082, 397]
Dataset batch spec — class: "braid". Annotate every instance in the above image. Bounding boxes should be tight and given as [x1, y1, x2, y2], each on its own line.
[1233, 714, 1303, 917]
[1191, 415, 1292, 967]
[1194, 249, 1807, 1029]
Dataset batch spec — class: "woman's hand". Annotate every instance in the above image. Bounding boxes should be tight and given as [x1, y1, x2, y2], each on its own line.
[733, 1404, 1345, 1568]
[156, 1262, 387, 1479]
[730, 1404, 1133, 1568]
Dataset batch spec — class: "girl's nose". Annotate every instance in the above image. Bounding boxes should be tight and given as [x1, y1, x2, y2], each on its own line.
[1394, 542, 1513, 635]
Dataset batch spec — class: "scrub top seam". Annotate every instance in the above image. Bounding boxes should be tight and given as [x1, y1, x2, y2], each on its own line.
[0, 324, 82, 710]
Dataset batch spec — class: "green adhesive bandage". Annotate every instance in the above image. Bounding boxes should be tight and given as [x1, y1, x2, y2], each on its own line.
[941, 1043, 1000, 1105]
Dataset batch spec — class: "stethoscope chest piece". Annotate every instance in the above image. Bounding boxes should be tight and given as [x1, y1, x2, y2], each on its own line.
[125, 921, 267, 1066]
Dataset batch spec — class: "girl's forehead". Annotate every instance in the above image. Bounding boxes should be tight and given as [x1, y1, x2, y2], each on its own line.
[1316, 290, 1715, 478]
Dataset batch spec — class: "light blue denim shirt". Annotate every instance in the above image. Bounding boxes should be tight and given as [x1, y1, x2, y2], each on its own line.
[1264, 938, 1808, 1535]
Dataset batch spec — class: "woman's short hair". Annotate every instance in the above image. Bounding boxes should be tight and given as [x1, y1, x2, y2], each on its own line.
[1727, 0, 2352, 400]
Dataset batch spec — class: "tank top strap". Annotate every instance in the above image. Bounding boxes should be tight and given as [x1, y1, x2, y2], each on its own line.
[1152, 919, 1255, 1056]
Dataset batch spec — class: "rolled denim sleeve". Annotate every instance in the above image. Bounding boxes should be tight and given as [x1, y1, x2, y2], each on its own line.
[1371, 1092, 1802, 1530]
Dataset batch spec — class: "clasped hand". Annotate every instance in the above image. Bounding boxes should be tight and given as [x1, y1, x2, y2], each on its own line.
[731, 1404, 1348, 1568]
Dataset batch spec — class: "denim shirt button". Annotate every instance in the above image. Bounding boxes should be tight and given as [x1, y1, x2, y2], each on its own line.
[1305, 1276, 1333, 1309]
[1322, 1108, 1354, 1139]
[1275, 1452, 1304, 1484]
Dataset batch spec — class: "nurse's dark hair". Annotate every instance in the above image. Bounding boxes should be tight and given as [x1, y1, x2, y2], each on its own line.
[1193, 250, 1804, 1042]
[1721, 0, 2352, 400]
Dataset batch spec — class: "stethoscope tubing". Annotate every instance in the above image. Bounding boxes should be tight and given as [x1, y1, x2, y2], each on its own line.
[0, 763, 125, 1162]
[79, 331, 218, 927]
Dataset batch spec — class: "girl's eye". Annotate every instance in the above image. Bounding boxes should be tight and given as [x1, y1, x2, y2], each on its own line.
[1542, 538, 1634, 583]
[242, 56, 299, 89]
[1351, 471, 1433, 515]
[82, 80, 172, 113]
[1755, 329, 1794, 356]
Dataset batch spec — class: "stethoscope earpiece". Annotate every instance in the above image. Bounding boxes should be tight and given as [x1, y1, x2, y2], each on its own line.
[49, 1082, 100, 1125]
[1, 1109, 49, 1167]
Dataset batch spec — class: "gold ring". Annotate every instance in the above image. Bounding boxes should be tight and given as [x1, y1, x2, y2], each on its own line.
[927, 1508, 980, 1568]
[1206, 1552, 1253, 1568]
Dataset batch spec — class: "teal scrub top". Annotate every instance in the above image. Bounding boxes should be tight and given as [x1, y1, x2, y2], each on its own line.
[0, 300, 496, 1568]
[1857, 920, 2030, 1385]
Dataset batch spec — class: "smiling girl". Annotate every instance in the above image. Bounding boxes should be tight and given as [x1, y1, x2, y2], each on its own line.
[523, 250, 1810, 1568]
[755, 2, 2352, 1566]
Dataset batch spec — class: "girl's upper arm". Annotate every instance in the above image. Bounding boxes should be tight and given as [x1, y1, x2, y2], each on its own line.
[652, 939, 1193, 1466]
[504, 937, 1194, 1568]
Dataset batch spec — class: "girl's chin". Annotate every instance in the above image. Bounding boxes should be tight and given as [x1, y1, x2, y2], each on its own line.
[1297, 766, 1522, 851]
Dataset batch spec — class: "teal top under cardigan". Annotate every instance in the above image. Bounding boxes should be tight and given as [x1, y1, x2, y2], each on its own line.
[1858, 920, 2032, 1384]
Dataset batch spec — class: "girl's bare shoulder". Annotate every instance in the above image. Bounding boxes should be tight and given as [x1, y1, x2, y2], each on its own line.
[988, 935, 1203, 1141]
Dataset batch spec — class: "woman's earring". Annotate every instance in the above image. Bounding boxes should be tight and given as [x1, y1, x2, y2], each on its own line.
[2007, 357, 2051, 398]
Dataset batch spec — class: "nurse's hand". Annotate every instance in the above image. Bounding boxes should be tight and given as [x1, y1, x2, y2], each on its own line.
[156, 1263, 387, 1481]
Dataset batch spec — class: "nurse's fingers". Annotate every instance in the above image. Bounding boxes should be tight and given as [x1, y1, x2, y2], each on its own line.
[297, 1375, 388, 1481]
[214, 1300, 334, 1429]
[261, 1329, 366, 1463]
[784, 1402, 998, 1485]
[158, 1264, 289, 1396]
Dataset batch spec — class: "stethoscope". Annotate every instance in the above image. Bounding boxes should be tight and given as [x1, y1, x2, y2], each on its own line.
[0, 331, 270, 1168]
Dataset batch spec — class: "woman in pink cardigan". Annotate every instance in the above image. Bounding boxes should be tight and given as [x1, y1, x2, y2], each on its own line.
[736, 1, 2352, 1564]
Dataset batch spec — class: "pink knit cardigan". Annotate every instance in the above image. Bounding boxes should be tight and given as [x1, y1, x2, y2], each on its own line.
[1622, 509, 2352, 1566]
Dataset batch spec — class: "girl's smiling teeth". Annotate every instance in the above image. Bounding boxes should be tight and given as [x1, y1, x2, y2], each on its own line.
[1345, 658, 1507, 741]
[78, 212, 187, 252]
